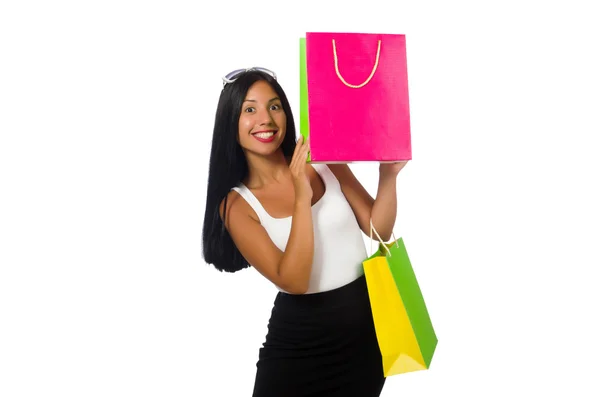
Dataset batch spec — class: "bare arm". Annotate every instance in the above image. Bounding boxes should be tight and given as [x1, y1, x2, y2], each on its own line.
[220, 137, 314, 294]
[328, 162, 407, 241]
[369, 167, 399, 241]
[221, 195, 313, 294]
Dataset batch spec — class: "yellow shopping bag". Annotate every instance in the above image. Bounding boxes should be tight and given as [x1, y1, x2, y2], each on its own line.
[363, 221, 438, 377]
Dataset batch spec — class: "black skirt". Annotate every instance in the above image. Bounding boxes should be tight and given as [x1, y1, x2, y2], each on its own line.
[252, 274, 386, 397]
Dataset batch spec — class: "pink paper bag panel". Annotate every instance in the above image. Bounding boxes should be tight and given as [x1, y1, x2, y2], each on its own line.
[305, 32, 411, 162]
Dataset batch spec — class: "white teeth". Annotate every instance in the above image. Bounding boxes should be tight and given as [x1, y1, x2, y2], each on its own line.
[254, 132, 275, 139]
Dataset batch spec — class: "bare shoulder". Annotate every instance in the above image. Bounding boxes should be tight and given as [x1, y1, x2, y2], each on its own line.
[219, 189, 260, 230]
[325, 163, 354, 182]
[324, 164, 367, 194]
[305, 163, 350, 178]
[217, 188, 292, 292]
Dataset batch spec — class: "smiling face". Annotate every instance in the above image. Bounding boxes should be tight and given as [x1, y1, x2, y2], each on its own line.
[237, 80, 287, 157]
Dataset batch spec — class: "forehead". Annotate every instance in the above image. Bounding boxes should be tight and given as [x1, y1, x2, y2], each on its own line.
[244, 80, 278, 100]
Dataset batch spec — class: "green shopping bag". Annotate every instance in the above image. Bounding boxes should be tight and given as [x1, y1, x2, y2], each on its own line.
[363, 221, 438, 376]
[299, 37, 311, 162]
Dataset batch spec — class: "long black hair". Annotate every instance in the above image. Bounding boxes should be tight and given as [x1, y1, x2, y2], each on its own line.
[202, 70, 297, 272]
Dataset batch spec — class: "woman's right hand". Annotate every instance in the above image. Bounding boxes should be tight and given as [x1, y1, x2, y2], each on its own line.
[289, 135, 312, 203]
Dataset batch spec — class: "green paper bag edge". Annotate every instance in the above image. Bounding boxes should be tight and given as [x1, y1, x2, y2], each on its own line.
[388, 238, 438, 367]
[363, 243, 429, 371]
[299, 37, 311, 162]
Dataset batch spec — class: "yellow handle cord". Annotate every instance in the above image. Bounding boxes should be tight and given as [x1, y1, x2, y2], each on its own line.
[333, 39, 381, 89]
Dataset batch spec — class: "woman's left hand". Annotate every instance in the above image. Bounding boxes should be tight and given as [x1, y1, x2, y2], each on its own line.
[379, 161, 408, 177]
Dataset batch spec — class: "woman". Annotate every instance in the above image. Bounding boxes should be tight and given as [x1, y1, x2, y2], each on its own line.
[202, 68, 407, 396]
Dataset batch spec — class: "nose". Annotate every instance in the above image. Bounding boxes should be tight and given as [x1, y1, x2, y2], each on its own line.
[257, 106, 274, 126]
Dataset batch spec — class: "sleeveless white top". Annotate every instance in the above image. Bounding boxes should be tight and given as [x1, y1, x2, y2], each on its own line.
[232, 164, 367, 294]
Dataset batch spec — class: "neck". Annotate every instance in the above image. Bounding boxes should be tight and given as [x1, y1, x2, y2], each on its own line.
[244, 149, 292, 189]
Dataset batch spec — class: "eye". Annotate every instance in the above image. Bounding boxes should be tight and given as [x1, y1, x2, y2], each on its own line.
[244, 107, 255, 113]
[270, 103, 282, 111]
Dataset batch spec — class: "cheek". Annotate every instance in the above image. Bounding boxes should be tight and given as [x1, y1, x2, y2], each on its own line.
[276, 113, 287, 128]
[238, 117, 251, 135]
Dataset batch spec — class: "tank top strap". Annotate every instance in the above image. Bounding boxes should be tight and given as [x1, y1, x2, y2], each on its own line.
[231, 184, 270, 224]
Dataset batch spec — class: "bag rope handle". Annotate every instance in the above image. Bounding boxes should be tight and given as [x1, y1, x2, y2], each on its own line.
[333, 39, 381, 89]
[369, 218, 399, 257]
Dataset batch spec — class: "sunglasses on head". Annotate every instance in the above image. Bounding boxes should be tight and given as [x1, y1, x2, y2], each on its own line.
[222, 67, 277, 86]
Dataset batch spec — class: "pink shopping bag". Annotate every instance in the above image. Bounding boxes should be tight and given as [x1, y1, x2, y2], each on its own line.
[300, 32, 411, 162]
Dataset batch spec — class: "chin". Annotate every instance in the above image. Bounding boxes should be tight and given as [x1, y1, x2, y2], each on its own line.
[244, 145, 282, 158]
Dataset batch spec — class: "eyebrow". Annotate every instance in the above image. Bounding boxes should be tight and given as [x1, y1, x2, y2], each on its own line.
[243, 97, 280, 103]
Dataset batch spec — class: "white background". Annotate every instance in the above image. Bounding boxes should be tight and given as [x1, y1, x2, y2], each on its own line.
[1, 0, 599, 396]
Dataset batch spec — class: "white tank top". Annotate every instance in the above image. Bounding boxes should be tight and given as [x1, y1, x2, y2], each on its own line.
[232, 164, 367, 294]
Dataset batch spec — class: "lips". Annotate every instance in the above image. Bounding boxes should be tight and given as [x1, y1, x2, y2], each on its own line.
[251, 129, 278, 143]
